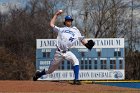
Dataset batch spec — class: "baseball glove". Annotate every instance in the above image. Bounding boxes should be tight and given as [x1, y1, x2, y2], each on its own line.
[85, 40, 95, 50]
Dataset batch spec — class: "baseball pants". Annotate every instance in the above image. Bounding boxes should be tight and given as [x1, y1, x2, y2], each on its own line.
[46, 50, 79, 80]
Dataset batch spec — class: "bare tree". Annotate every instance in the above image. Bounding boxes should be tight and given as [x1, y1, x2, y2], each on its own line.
[125, 0, 140, 80]
[0, 0, 140, 80]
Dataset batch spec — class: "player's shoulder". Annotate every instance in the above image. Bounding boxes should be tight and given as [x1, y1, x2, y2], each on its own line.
[55, 26, 65, 30]
[72, 26, 79, 30]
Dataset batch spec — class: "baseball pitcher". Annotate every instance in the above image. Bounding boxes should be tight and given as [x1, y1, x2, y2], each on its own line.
[33, 10, 95, 85]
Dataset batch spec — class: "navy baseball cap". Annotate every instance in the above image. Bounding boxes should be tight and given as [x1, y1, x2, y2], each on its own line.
[65, 15, 73, 21]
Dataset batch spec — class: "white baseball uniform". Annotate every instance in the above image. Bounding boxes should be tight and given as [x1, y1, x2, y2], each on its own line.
[47, 26, 84, 74]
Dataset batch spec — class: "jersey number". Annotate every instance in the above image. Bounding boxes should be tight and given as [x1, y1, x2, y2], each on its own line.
[69, 37, 75, 42]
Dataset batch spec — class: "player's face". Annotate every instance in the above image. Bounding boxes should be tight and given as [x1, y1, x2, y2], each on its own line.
[65, 20, 72, 27]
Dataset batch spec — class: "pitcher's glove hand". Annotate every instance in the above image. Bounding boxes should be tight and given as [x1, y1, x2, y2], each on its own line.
[85, 40, 95, 50]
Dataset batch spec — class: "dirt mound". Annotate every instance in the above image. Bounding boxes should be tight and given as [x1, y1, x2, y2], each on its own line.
[0, 81, 139, 93]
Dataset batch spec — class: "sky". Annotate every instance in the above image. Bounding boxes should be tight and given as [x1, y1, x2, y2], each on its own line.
[0, 0, 27, 14]
[0, 0, 139, 14]
[0, 0, 140, 24]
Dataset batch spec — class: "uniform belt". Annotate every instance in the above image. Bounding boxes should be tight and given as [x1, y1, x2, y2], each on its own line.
[57, 48, 69, 53]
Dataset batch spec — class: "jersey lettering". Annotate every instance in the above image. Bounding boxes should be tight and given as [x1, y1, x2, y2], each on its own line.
[62, 30, 75, 37]
[54, 26, 81, 50]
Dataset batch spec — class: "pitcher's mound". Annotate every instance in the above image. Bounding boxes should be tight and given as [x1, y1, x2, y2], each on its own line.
[0, 81, 139, 93]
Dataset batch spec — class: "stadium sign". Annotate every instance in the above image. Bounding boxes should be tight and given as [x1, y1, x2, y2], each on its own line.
[36, 38, 125, 80]
[38, 70, 124, 80]
[37, 38, 124, 49]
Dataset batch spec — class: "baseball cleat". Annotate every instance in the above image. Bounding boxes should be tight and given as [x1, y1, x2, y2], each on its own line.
[33, 71, 40, 81]
[73, 80, 81, 85]
[33, 69, 46, 81]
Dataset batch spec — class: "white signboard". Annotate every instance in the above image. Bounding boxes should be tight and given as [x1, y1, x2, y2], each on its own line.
[37, 38, 124, 49]
[38, 70, 124, 80]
